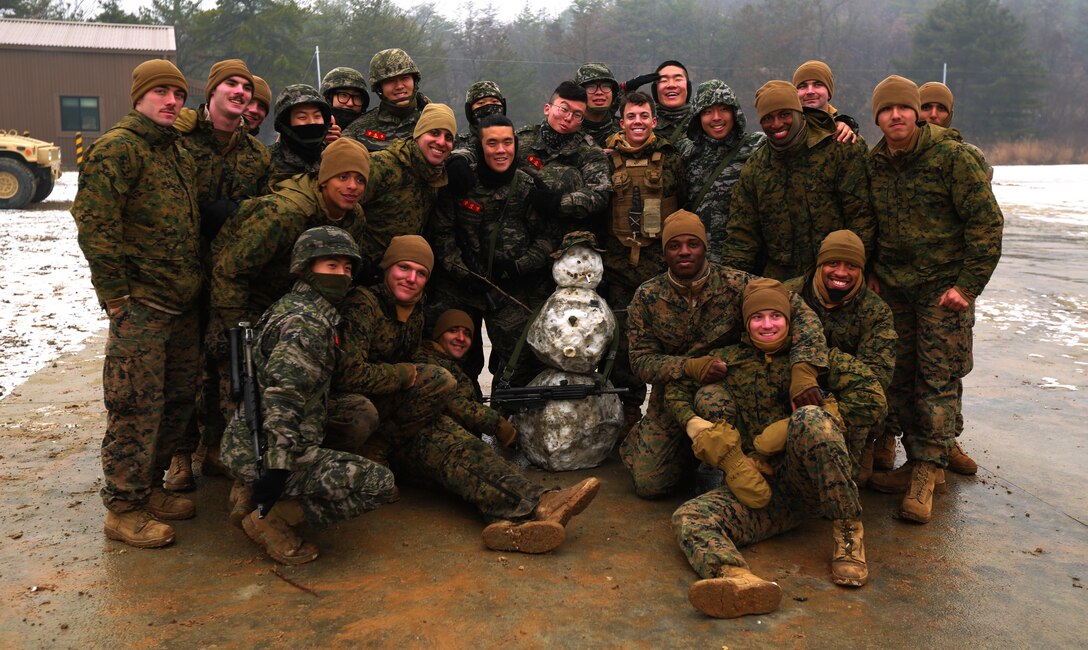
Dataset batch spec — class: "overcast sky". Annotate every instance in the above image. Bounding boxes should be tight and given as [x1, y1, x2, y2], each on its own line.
[116, 0, 569, 23]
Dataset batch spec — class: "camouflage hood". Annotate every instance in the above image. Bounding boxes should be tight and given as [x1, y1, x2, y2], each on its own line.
[464, 80, 506, 125]
[687, 79, 747, 139]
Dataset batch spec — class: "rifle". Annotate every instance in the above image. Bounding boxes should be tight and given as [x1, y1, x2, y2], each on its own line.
[229, 323, 271, 518]
[486, 380, 628, 411]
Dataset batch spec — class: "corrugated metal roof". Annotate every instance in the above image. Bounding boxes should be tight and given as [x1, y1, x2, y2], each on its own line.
[0, 18, 175, 52]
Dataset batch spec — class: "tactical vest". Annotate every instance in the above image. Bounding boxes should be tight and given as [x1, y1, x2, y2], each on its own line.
[609, 149, 677, 265]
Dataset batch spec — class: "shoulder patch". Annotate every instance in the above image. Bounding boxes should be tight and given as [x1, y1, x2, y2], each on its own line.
[365, 130, 387, 141]
[527, 155, 543, 170]
[459, 198, 483, 213]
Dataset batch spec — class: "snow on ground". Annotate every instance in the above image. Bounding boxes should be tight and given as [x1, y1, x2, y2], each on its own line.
[1, 165, 1086, 399]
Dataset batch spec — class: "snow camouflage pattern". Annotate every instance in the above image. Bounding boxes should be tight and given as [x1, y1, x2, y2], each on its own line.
[676, 80, 766, 263]
[619, 265, 829, 498]
[516, 123, 612, 237]
[722, 108, 874, 280]
[220, 280, 394, 528]
[784, 272, 897, 391]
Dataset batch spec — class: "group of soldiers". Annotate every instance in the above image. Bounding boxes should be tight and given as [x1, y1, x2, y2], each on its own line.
[71, 46, 1002, 620]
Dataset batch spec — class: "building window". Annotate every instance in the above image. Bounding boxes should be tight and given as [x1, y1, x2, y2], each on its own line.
[60, 96, 100, 131]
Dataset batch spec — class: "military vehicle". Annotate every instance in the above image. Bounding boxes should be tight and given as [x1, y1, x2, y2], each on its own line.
[0, 130, 62, 209]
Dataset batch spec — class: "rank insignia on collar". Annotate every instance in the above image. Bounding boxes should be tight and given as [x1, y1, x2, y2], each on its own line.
[459, 198, 483, 213]
[365, 130, 386, 141]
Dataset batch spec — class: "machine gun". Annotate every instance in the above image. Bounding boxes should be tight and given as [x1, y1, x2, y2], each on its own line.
[229, 323, 271, 518]
[486, 380, 628, 411]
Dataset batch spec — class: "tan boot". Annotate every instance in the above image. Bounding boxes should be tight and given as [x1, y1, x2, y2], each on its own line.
[241, 500, 318, 565]
[148, 488, 195, 520]
[534, 477, 600, 526]
[481, 520, 565, 554]
[900, 461, 938, 524]
[831, 519, 868, 587]
[163, 452, 195, 491]
[228, 480, 254, 526]
[872, 432, 896, 470]
[688, 566, 782, 619]
[870, 461, 946, 494]
[104, 510, 175, 548]
[947, 441, 978, 475]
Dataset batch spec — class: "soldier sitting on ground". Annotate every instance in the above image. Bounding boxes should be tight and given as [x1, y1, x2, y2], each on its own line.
[333, 235, 602, 554]
[666, 278, 886, 618]
[269, 84, 333, 184]
[222, 226, 395, 566]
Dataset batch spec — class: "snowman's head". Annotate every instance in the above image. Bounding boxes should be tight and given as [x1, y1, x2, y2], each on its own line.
[552, 244, 604, 288]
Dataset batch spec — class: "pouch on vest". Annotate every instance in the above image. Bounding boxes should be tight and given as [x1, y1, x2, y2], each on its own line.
[610, 150, 678, 266]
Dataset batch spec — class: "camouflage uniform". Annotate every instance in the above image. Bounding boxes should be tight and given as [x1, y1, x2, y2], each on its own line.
[269, 84, 332, 185]
[71, 111, 203, 513]
[675, 80, 766, 263]
[220, 278, 394, 528]
[428, 162, 557, 385]
[359, 137, 446, 267]
[179, 104, 272, 207]
[722, 108, 874, 280]
[947, 129, 993, 182]
[667, 345, 883, 578]
[321, 66, 370, 130]
[455, 80, 506, 150]
[600, 133, 686, 406]
[868, 123, 1002, 467]
[333, 285, 547, 522]
[516, 123, 612, 236]
[342, 48, 428, 152]
[620, 265, 829, 498]
[653, 104, 693, 143]
[415, 340, 503, 438]
[783, 273, 897, 391]
[575, 63, 621, 148]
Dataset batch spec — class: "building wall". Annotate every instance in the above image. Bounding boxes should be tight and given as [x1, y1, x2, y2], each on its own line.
[0, 48, 178, 169]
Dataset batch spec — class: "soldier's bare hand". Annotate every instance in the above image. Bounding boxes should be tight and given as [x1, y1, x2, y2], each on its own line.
[703, 358, 729, 383]
[833, 120, 857, 143]
[325, 116, 340, 144]
[938, 286, 970, 312]
[791, 387, 825, 409]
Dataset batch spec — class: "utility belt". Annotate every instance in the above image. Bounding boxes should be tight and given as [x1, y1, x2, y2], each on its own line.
[610, 150, 677, 266]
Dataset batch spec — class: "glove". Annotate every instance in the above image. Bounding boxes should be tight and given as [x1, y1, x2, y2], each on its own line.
[395, 363, 418, 389]
[444, 155, 476, 198]
[753, 417, 790, 456]
[622, 72, 659, 92]
[353, 259, 384, 286]
[528, 175, 563, 216]
[789, 362, 823, 405]
[199, 199, 239, 239]
[495, 416, 518, 448]
[692, 421, 772, 508]
[685, 416, 714, 441]
[821, 395, 844, 428]
[252, 468, 290, 515]
[493, 257, 521, 281]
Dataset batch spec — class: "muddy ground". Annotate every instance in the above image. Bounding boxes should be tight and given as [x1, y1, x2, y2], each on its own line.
[1, 175, 1085, 647]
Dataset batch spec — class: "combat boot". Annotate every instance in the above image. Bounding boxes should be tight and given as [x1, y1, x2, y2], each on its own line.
[228, 480, 254, 526]
[534, 477, 600, 526]
[104, 510, 175, 548]
[163, 452, 195, 491]
[148, 488, 195, 520]
[872, 432, 896, 470]
[870, 461, 946, 494]
[482, 520, 565, 554]
[688, 566, 782, 619]
[831, 519, 867, 587]
[900, 461, 938, 524]
[197, 442, 227, 477]
[241, 500, 319, 565]
[947, 441, 978, 475]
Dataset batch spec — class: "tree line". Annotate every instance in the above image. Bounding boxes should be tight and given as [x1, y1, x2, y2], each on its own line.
[6, 0, 1086, 154]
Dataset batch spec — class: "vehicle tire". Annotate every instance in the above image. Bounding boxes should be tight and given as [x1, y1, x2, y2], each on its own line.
[0, 158, 36, 210]
[31, 169, 54, 203]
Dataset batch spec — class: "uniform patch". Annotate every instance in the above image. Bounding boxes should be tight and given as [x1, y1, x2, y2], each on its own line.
[365, 130, 387, 141]
[459, 198, 483, 213]
[527, 155, 543, 170]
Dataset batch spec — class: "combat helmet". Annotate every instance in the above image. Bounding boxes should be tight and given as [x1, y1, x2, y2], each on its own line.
[368, 48, 421, 93]
[464, 80, 506, 125]
[290, 226, 362, 275]
[274, 83, 332, 132]
[687, 79, 746, 139]
[574, 63, 619, 94]
[321, 66, 370, 113]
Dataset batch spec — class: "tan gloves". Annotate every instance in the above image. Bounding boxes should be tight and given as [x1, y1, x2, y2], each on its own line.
[753, 418, 789, 457]
[688, 419, 772, 509]
[495, 416, 518, 448]
[684, 356, 716, 382]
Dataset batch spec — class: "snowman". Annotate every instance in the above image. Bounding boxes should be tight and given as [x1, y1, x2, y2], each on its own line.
[515, 232, 624, 471]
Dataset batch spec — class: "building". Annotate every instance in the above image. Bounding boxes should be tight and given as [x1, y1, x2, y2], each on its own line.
[0, 18, 179, 168]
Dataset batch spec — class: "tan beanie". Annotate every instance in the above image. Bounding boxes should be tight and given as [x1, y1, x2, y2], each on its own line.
[661, 209, 708, 251]
[380, 235, 434, 273]
[432, 309, 475, 341]
[131, 59, 188, 106]
[742, 278, 792, 325]
[206, 59, 254, 101]
[817, 229, 866, 268]
[413, 103, 457, 139]
[252, 75, 273, 110]
[318, 137, 371, 186]
[792, 60, 834, 98]
[871, 75, 920, 124]
[754, 80, 803, 120]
